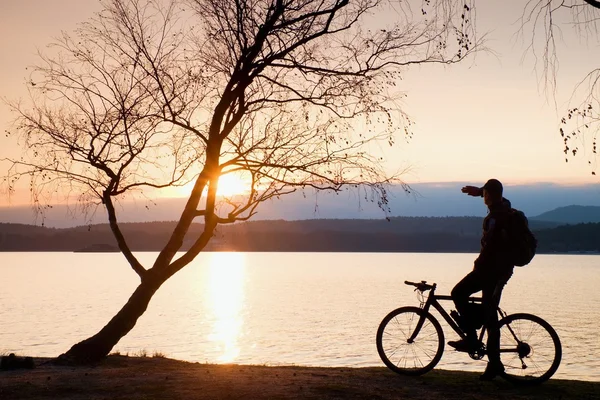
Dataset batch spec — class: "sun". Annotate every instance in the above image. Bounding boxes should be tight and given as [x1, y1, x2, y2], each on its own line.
[215, 173, 250, 197]
[160, 172, 250, 199]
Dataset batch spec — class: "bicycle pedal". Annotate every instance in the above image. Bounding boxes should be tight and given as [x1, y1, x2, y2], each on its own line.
[468, 344, 486, 360]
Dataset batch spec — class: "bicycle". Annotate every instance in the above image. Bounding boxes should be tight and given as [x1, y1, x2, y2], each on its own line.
[376, 280, 562, 385]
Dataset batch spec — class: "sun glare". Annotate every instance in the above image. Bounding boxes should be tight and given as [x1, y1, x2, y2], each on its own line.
[164, 173, 250, 199]
[216, 173, 250, 197]
[206, 252, 246, 363]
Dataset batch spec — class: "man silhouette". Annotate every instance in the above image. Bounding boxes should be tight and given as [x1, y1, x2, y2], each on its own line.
[449, 179, 514, 380]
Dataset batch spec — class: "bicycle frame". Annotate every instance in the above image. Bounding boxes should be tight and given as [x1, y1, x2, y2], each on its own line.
[408, 284, 508, 346]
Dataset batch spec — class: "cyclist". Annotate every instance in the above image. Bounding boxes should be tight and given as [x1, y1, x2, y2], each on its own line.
[448, 178, 514, 380]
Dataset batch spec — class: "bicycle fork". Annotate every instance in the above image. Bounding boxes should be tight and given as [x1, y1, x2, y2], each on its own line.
[407, 303, 432, 343]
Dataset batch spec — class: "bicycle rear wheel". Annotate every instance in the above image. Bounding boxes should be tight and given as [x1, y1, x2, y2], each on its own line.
[376, 306, 444, 375]
[498, 313, 562, 385]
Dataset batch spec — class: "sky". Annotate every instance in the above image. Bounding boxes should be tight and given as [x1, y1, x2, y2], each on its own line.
[1, 1, 600, 215]
[2, 181, 600, 227]
[390, 2, 600, 185]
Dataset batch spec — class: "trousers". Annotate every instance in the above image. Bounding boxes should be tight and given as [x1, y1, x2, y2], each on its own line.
[451, 268, 512, 363]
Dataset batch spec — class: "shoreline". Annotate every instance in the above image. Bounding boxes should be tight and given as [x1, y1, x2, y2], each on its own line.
[1, 356, 599, 400]
[0, 249, 599, 255]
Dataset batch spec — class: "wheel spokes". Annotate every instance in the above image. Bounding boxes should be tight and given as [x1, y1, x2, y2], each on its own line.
[499, 315, 560, 383]
[377, 309, 443, 375]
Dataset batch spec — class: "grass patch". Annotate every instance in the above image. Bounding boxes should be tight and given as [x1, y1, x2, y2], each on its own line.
[109, 349, 166, 358]
[151, 351, 166, 358]
[133, 350, 148, 358]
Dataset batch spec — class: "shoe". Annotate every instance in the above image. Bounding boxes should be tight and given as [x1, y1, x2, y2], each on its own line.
[448, 338, 478, 352]
[479, 362, 505, 381]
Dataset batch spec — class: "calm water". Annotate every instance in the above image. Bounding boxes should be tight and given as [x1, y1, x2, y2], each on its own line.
[1, 252, 598, 381]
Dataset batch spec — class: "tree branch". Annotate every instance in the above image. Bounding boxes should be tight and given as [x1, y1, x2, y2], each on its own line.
[102, 189, 146, 279]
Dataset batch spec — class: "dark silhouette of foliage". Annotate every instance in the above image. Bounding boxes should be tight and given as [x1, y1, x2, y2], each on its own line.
[1, 215, 596, 253]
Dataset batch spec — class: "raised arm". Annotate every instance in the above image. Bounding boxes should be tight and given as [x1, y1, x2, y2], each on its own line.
[461, 185, 483, 197]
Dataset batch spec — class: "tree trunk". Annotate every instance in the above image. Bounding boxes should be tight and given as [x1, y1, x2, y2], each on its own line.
[57, 273, 165, 364]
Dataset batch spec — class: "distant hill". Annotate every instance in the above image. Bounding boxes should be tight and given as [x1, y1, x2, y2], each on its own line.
[534, 223, 600, 253]
[531, 205, 600, 224]
[0, 217, 598, 253]
[0, 223, 55, 235]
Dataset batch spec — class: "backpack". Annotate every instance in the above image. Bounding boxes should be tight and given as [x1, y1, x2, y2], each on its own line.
[508, 209, 537, 267]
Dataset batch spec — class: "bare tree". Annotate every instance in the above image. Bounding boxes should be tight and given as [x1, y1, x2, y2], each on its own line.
[3, 0, 477, 363]
[518, 1, 600, 174]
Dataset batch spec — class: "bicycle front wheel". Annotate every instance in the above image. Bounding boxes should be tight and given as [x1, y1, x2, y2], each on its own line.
[376, 306, 444, 376]
[499, 313, 562, 385]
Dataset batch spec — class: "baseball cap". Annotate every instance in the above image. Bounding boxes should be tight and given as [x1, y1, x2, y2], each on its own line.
[481, 178, 503, 196]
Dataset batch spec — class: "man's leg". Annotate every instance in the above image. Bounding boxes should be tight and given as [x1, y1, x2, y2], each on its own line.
[449, 270, 484, 351]
[480, 279, 507, 380]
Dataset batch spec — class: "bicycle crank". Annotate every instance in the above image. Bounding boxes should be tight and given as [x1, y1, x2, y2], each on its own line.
[468, 343, 486, 360]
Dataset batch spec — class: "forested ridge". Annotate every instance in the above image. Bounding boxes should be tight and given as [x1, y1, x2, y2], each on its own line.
[1, 216, 598, 253]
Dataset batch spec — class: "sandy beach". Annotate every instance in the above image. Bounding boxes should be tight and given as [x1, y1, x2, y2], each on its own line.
[1, 355, 598, 400]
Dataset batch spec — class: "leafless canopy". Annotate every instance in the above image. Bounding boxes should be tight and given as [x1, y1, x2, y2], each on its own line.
[4, 0, 477, 277]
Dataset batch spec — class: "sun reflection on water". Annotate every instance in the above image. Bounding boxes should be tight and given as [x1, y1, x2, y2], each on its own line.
[206, 252, 246, 362]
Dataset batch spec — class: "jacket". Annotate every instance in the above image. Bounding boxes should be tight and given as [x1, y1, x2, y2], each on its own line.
[473, 197, 514, 278]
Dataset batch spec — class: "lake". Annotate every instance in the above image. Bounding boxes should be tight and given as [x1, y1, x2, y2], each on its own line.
[1, 252, 598, 381]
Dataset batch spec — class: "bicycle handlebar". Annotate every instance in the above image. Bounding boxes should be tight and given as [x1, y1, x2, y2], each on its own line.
[404, 280, 436, 292]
